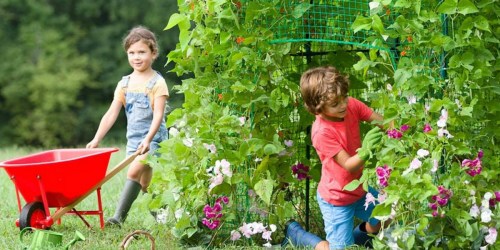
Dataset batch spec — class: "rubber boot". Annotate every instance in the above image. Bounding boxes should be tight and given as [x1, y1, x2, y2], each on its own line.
[353, 222, 373, 248]
[282, 219, 322, 248]
[106, 179, 142, 226]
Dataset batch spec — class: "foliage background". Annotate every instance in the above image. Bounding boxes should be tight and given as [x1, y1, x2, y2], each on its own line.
[0, 0, 182, 147]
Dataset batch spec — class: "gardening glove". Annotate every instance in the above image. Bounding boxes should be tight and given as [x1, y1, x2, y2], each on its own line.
[357, 127, 383, 161]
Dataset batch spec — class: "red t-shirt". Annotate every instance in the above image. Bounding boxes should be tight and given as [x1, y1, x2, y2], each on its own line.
[312, 97, 373, 206]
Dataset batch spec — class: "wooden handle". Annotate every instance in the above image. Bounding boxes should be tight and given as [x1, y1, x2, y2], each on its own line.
[119, 230, 155, 250]
[52, 151, 140, 221]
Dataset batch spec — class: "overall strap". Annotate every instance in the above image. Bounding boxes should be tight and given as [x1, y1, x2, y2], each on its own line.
[120, 75, 131, 89]
[146, 71, 162, 91]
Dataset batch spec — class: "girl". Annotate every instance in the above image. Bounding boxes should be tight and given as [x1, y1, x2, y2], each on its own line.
[87, 26, 168, 226]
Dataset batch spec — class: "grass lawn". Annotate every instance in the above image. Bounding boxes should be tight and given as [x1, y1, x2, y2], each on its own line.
[0, 146, 179, 250]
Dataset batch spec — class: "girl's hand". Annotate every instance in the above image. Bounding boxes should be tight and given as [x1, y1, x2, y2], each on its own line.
[138, 140, 151, 155]
[86, 139, 99, 149]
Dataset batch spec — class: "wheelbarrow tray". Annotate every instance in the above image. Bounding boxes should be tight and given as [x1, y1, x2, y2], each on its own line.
[0, 148, 118, 207]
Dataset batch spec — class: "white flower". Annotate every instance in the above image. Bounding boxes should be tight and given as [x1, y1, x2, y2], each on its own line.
[437, 109, 448, 128]
[175, 209, 183, 219]
[417, 149, 430, 158]
[386, 84, 393, 91]
[484, 192, 493, 200]
[203, 143, 217, 154]
[239, 116, 246, 126]
[263, 242, 272, 248]
[254, 158, 262, 162]
[217, 159, 232, 177]
[407, 95, 417, 105]
[169, 127, 180, 137]
[410, 158, 422, 170]
[480, 207, 492, 223]
[469, 204, 480, 218]
[485, 227, 498, 245]
[262, 230, 272, 241]
[156, 208, 168, 224]
[209, 174, 224, 190]
[364, 192, 376, 210]
[369, 1, 380, 10]
[230, 230, 241, 241]
[269, 224, 277, 232]
[182, 138, 194, 147]
[431, 159, 439, 172]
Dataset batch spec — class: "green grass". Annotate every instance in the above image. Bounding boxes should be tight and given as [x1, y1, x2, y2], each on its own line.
[0, 146, 180, 250]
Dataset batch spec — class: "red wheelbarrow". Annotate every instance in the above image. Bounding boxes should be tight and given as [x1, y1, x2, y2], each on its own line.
[0, 148, 139, 230]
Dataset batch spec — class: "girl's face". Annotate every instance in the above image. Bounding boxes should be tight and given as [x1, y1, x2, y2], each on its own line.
[126, 40, 156, 73]
[320, 96, 349, 122]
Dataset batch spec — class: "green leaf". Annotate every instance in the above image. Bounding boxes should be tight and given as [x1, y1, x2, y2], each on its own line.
[165, 13, 188, 30]
[352, 16, 372, 33]
[474, 16, 491, 32]
[254, 178, 274, 205]
[292, 3, 312, 18]
[437, 0, 458, 14]
[371, 15, 385, 34]
[343, 179, 361, 191]
[457, 0, 479, 15]
[263, 144, 279, 155]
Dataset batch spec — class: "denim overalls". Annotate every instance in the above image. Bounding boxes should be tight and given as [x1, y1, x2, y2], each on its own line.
[120, 72, 168, 156]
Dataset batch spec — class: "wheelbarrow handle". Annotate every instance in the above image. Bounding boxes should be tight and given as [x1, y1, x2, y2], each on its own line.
[51, 151, 141, 222]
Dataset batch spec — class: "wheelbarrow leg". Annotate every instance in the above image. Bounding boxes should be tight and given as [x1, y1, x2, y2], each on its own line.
[97, 187, 105, 229]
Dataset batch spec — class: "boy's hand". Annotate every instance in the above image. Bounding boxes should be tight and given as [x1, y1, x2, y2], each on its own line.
[357, 127, 383, 161]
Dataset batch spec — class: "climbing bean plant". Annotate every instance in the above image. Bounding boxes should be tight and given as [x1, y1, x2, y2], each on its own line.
[148, 0, 499, 248]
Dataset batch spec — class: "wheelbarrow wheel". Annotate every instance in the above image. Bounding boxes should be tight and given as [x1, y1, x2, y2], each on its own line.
[19, 202, 46, 230]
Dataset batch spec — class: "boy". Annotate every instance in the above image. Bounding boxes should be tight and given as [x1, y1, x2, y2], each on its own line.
[283, 66, 385, 249]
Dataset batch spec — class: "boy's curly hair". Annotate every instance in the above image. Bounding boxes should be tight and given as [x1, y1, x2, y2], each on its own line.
[300, 66, 350, 115]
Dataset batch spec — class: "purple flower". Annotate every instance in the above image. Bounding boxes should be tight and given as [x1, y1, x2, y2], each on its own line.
[423, 124, 432, 133]
[428, 203, 438, 210]
[376, 165, 392, 188]
[461, 150, 484, 177]
[400, 124, 410, 132]
[495, 191, 500, 202]
[291, 162, 310, 181]
[387, 129, 403, 139]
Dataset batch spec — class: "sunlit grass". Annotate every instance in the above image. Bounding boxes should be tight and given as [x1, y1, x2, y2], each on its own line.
[0, 146, 179, 250]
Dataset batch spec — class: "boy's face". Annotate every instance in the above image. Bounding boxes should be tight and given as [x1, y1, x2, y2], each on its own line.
[127, 40, 156, 73]
[320, 96, 349, 121]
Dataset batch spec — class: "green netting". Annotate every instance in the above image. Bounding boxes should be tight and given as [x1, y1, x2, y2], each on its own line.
[268, 0, 396, 49]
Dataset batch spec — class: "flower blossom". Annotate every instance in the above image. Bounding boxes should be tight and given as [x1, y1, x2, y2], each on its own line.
[364, 192, 376, 210]
[407, 95, 417, 104]
[291, 162, 310, 181]
[417, 149, 429, 158]
[400, 124, 410, 132]
[202, 196, 230, 230]
[203, 143, 217, 154]
[284, 139, 294, 147]
[239, 116, 246, 126]
[387, 129, 403, 139]
[485, 227, 498, 245]
[461, 149, 483, 177]
[428, 185, 452, 217]
[376, 165, 392, 188]
[236, 222, 276, 247]
[423, 123, 432, 133]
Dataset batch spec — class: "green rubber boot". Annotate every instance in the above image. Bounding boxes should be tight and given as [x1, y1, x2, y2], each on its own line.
[106, 179, 142, 227]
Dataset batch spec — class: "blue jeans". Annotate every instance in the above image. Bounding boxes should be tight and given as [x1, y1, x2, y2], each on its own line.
[317, 188, 380, 249]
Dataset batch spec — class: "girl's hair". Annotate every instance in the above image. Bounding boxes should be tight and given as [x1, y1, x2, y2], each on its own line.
[300, 66, 350, 115]
[123, 26, 159, 56]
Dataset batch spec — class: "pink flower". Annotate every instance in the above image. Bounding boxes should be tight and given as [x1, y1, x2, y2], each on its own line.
[230, 230, 241, 241]
[387, 129, 403, 139]
[364, 192, 376, 210]
[423, 123, 432, 133]
[376, 165, 392, 188]
[485, 227, 498, 245]
[461, 150, 484, 177]
[400, 124, 410, 132]
[410, 158, 422, 170]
